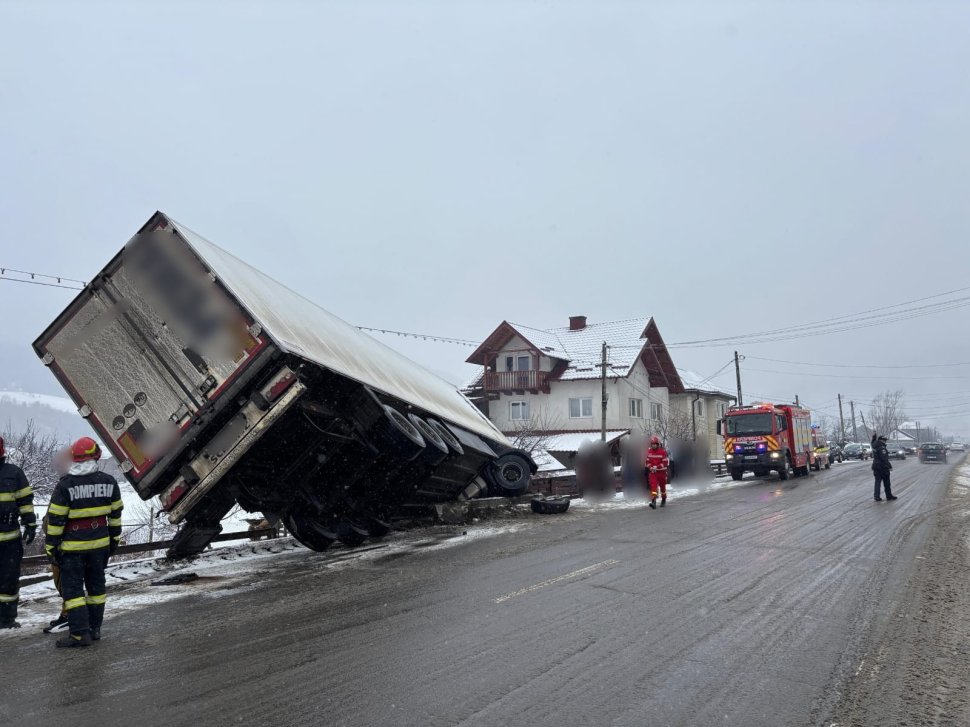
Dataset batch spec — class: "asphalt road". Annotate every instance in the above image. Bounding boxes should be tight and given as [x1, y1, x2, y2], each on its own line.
[1, 455, 963, 727]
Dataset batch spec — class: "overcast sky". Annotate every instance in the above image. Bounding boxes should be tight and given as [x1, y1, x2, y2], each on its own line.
[2, 0, 969, 437]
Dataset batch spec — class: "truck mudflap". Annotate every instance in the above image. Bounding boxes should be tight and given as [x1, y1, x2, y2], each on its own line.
[163, 378, 308, 524]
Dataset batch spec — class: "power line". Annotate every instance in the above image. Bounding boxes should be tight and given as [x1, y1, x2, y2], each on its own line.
[746, 355, 970, 370]
[742, 366, 970, 382]
[0, 267, 87, 285]
[0, 276, 85, 291]
[355, 326, 479, 347]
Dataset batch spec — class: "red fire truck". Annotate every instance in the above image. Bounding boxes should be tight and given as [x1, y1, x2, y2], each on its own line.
[717, 402, 815, 481]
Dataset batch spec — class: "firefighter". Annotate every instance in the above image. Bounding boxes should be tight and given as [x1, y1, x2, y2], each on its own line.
[45, 436, 123, 647]
[0, 436, 36, 629]
[645, 435, 670, 510]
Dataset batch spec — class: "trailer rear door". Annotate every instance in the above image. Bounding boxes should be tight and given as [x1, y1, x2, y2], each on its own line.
[34, 224, 268, 486]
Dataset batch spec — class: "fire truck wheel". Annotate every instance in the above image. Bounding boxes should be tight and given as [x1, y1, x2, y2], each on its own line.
[730, 470, 744, 481]
[824, 462, 831, 470]
[778, 459, 791, 481]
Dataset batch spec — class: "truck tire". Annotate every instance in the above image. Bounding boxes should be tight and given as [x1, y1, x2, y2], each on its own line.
[285, 512, 336, 552]
[531, 495, 570, 514]
[731, 469, 744, 481]
[812, 459, 821, 472]
[778, 457, 791, 481]
[361, 514, 392, 538]
[335, 520, 369, 547]
[375, 404, 426, 459]
[427, 419, 464, 456]
[408, 414, 449, 466]
[486, 453, 532, 497]
[824, 461, 831, 470]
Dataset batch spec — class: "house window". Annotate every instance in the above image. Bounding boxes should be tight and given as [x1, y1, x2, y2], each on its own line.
[505, 356, 514, 372]
[569, 397, 593, 418]
[517, 355, 531, 371]
[717, 403, 727, 418]
[510, 401, 530, 421]
[695, 400, 704, 417]
[629, 398, 643, 418]
[650, 402, 663, 420]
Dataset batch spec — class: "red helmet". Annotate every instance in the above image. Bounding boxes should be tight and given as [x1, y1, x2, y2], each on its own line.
[0, 436, 5, 459]
[650, 435, 661, 446]
[70, 436, 102, 462]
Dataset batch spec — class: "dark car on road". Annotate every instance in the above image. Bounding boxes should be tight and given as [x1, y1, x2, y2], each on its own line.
[843, 443, 870, 460]
[887, 446, 906, 460]
[918, 443, 947, 464]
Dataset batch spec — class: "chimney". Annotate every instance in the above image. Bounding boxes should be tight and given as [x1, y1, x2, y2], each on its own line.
[569, 315, 587, 331]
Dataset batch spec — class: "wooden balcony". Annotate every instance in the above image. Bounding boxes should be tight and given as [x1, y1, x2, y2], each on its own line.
[484, 370, 548, 392]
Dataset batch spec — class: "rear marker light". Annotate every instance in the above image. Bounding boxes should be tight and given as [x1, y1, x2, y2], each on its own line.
[162, 483, 188, 510]
[267, 372, 296, 401]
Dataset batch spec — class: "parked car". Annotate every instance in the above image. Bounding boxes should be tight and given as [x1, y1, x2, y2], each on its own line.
[843, 443, 870, 460]
[918, 443, 947, 464]
[901, 446, 917, 455]
[950, 442, 966, 452]
[887, 446, 906, 461]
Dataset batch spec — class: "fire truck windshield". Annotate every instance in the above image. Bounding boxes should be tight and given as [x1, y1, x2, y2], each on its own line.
[726, 413, 773, 436]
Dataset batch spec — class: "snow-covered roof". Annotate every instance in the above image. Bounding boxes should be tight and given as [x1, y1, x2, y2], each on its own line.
[675, 369, 736, 398]
[466, 316, 684, 391]
[544, 430, 628, 452]
[538, 318, 651, 381]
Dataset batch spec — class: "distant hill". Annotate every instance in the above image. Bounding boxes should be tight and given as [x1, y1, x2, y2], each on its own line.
[0, 389, 95, 443]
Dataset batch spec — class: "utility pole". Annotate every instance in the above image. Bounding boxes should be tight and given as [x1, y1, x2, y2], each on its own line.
[795, 394, 800, 407]
[837, 394, 846, 444]
[850, 400, 858, 442]
[860, 411, 869, 440]
[734, 351, 743, 406]
[600, 341, 608, 442]
[915, 421, 921, 446]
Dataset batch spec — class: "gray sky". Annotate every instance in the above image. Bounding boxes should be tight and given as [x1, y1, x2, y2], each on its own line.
[2, 0, 969, 437]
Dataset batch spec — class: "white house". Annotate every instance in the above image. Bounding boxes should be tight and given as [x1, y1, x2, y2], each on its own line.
[464, 316, 685, 446]
[670, 370, 737, 461]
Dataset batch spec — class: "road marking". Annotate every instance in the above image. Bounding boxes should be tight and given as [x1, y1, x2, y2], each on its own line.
[493, 560, 620, 603]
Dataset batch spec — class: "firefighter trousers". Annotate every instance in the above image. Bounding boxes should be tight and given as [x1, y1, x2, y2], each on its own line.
[0, 537, 23, 624]
[649, 472, 668, 500]
[59, 550, 108, 635]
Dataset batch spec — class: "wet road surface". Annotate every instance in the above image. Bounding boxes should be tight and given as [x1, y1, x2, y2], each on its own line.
[1, 456, 962, 727]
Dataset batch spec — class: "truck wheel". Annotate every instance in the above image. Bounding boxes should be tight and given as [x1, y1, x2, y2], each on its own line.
[408, 414, 449, 466]
[335, 520, 369, 547]
[824, 462, 831, 470]
[427, 419, 464, 456]
[284, 512, 336, 552]
[531, 495, 570, 514]
[731, 470, 744, 481]
[778, 458, 790, 481]
[812, 460, 820, 472]
[361, 514, 392, 538]
[376, 404, 426, 459]
[486, 453, 532, 497]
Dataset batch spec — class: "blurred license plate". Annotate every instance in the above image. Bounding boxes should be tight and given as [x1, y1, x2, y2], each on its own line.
[745, 455, 759, 460]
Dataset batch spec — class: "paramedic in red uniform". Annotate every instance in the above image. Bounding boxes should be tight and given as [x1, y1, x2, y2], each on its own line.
[645, 436, 669, 509]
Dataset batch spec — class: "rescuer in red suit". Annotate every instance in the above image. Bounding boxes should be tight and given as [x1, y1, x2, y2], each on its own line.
[645, 436, 669, 510]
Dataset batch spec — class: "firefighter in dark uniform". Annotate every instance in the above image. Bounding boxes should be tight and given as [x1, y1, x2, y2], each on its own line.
[0, 436, 36, 629]
[45, 436, 123, 647]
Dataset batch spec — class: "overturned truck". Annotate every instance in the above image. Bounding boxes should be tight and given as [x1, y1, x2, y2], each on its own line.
[34, 212, 535, 557]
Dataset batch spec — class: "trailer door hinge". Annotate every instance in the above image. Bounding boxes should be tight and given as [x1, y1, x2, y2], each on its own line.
[78, 405, 92, 418]
[41, 352, 54, 366]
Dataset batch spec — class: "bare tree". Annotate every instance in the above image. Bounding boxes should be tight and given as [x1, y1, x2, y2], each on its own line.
[124, 496, 178, 546]
[508, 407, 565, 455]
[868, 390, 906, 437]
[1, 420, 65, 502]
[636, 408, 693, 443]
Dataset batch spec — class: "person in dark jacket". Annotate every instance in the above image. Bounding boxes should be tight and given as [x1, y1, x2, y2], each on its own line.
[872, 434, 897, 502]
[45, 437, 123, 647]
[0, 436, 36, 629]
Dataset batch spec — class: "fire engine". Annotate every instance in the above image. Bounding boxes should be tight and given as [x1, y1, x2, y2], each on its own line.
[717, 402, 815, 481]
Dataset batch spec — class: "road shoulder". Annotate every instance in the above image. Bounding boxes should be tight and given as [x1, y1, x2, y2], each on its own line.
[829, 461, 970, 726]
